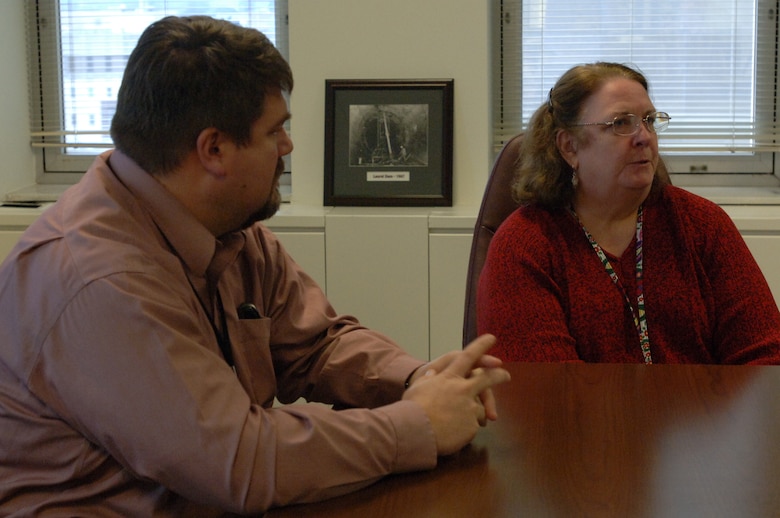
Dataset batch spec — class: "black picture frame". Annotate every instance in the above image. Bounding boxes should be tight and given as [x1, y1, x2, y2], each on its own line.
[324, 79, 454, 206]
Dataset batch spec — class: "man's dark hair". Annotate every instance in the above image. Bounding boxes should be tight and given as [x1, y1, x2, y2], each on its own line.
[110, 16, 293, 175]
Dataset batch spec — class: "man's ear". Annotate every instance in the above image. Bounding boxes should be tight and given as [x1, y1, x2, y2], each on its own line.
[555, 129, 579, 170]
[195, 127, 227, 177]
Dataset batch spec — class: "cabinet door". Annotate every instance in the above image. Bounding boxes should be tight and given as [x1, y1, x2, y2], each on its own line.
[742, 234, 780, 308]
[0, 230, 24, 263]
[429, 233, 472, 358]
[273, 231, 326, 291]
[325, 211, 429, 360]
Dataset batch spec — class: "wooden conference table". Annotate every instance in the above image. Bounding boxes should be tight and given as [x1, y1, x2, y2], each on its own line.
[267, 362, 780, 518]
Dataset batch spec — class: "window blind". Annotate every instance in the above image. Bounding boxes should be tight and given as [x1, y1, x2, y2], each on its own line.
[28, 0, 286, 174]
[493, 0, 779, 164]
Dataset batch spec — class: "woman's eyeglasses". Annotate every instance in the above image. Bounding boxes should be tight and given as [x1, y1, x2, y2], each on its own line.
[572, 112, 671, 136]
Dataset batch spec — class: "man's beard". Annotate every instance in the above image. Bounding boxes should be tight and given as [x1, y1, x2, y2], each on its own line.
[241, 158, 285, 228]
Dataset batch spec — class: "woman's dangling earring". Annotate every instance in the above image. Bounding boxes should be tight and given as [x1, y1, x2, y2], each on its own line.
[571, 168, 579, 188]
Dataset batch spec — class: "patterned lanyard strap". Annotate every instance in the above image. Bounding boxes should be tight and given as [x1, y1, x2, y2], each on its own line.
[571, 206, 653, 364]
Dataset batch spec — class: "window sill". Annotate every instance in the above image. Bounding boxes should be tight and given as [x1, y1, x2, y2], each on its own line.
[5, 184, 780, 234]
[4, 184, 70, 203]
[682, 186, 780, 206]
[5, 181, 292, 204]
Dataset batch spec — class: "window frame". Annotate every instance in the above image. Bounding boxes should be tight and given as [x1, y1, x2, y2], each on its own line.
[26, 0, 289, 185]
[491, 0, 780, 188]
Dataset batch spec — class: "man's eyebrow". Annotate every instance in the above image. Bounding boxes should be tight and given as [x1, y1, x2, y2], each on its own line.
[276, 112, 292, 126]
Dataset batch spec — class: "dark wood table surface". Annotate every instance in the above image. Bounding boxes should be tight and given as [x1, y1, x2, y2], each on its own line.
[267, 363, 780, 518]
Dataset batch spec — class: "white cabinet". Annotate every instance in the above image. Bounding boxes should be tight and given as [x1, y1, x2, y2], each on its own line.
[265, 205, 328, 292]
[723, 205, 780, 309]
[3, 203, 780, 360]
[319, 208, 473, 362]
[0, 205, 45, 264]
[271, 231, 326, 291]
[429, 232, 472, 357]
[742, 235, 780, 306]
[0, 230, 24, 263]
[325, 208, 430, 360]
[428, 210, 478, 358]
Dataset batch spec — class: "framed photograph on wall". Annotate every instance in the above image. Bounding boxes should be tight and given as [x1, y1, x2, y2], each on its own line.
[324, 79, 454, 206]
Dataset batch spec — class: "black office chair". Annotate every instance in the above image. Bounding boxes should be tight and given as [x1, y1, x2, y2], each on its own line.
[462, 134, 523, 347]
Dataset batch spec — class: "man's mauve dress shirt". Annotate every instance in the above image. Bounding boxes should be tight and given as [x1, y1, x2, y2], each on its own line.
[0, 150, 436, 515]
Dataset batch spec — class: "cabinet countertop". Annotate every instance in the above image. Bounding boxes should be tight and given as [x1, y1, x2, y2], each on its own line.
[4, 200, 780, 233]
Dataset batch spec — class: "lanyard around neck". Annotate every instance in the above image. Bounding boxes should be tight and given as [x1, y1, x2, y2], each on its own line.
[570, 206, 653, 364]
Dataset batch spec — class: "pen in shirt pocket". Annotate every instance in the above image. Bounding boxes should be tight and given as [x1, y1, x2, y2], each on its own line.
[237, 302, 262, 319]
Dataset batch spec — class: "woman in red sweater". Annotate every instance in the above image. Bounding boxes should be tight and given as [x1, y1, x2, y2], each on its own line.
[477, 62, 780, 364]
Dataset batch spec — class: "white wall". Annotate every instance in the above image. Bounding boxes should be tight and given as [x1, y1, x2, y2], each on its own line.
[288, 0, 491, 208]
[0, 1, 35, 196]
[1, 0, 491, 209]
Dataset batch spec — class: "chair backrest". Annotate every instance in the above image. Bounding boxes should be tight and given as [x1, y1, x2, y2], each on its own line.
[462, 133, 523, 347]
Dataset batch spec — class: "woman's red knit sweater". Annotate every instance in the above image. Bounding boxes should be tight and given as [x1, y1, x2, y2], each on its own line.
[477, 185, 780, 364]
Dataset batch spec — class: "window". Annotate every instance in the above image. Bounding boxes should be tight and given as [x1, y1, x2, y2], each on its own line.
[493, 0, 780, 186]
[27, 0, 288, 183]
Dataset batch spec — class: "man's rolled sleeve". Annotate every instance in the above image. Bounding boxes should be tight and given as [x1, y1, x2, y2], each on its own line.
[377, 399, 438, 473]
